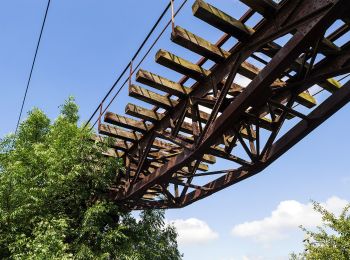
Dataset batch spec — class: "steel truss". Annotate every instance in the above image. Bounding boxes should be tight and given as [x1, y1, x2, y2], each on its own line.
[95, 0, 350, 209]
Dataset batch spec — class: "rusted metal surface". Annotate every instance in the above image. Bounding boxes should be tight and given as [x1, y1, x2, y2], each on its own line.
[94, 0, 350, 209]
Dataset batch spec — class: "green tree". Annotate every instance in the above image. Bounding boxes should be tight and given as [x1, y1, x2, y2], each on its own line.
[291, 201, 350, 260]
[0, 97, 181, 260]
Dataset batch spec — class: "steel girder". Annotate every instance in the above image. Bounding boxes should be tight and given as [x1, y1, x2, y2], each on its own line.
[96, 0, 350, 209]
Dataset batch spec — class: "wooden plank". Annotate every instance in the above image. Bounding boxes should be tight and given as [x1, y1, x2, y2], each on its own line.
[320, 38, 342, 53]
[127, 98, 206, 124]
[239, 61, 261, 79]
[185, 161, 208, 172]
[156, 49, 210, 80]
[295, 92, 317, 109]
[105, 112, 153, 133]
[126, 102, 273, 134]
[125, 103, 164, 122]
[169, 25, 269, 81]
[192, 0, 254, 41]
[240, 0, 276, 18]
[167, 26, 283, 94]
[129, 84, 178, 109]
[320, 78, 342, 93]
[152, 139, 179, 150]
[201, 154, 216, 164]
[130, 160, 209, 173]
[149, 150, 216, 164]
[136, 69, 191, 97]
[100, 124, 184, 151]
[91, 134, 132, 151]
[99, 124, 141, 142]
[103, 148, 125, 158]
[171, 26, 230, 63]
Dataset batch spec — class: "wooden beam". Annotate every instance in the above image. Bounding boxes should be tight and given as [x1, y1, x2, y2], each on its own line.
[169, 26, 315, 108]
[171, 25, 230, 63]
[156, 49, 210, 80]
[321, 78, 342, 93]
[103, 148, 124, 158]
[320, 38, 342, 53]
[126, 98, 212, 126]
[105, 112, 153, 132]
[99, 124, 141, 142]
[131, 160, 209, 173]
[91, 134, 132, 151]
[295, 92, 317, 109]
[99, 123, 184, 151]
[193, 0, 254, 41]
[148, 149, 216, 165]
[136, 69, 191, 97]
[170, 25, 269, 81]
[125, 103, 164, 122]
[129, 84, 178, 109]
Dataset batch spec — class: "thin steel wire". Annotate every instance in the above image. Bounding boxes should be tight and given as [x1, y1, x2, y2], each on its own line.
[15, 0, 51, 134]
[84, 1, 185, 129]
[89, 0, 189, 130]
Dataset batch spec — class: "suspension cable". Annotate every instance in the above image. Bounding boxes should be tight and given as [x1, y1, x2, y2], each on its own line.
[84, 1, 176, 129]
[88, 0, 188, 130]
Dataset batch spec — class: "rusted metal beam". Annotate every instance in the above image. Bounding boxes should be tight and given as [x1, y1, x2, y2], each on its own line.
[181, 80, 350, 207]
[94, 0, 350, 210]
[240, 0, 277, 18]
[120, 0, 349, 202]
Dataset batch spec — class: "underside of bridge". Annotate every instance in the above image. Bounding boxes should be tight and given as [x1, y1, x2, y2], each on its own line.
[93, 0, 350, 209]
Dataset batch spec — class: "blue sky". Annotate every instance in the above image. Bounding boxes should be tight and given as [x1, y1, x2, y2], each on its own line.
[1, 1, 349, 259]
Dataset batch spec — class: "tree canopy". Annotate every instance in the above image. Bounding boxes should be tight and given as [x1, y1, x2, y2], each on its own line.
[0, 97, 181, 259]
[291, 201, 350, 260]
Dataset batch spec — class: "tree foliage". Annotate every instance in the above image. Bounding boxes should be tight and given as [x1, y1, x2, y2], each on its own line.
[291, 201, 350, 260]
[0, 97, 181, 259]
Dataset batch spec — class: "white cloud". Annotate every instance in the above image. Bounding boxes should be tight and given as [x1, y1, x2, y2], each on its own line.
[169, 218, 218, 246]
[231, 196, 348, 243]
[220, 255, 265, 260]
[242, 255, 265, 260]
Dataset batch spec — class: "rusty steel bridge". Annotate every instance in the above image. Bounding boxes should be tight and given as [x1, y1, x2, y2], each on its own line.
[92, 0, 350, 209]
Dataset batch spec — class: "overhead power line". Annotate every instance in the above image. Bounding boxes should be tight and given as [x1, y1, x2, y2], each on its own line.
[15, 0, 51, 134]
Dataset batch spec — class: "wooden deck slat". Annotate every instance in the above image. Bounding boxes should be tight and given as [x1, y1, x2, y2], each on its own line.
[192, 0, 341, 95]
[100, 123, 184, 151]
[130, 160, 209, 173]
[148, 150, 216, 164]
[99, 124, 141, 142]
[192, 0, 254, 41]
[170, 25, 270, 81]
[129, 84, 178, 109]
[156, 49, 210, 80]
[91, 134, 132, 151]
[295, 92, 317, 109]
[171, 25, 230, 63]
[136, 69, 191, 97]
[169, 25, 316, 108]
[125, 103, 164, 122]
[321, 78, 342, 93]
[103, 148, 125, 158]
[105, 112, 153, 132]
